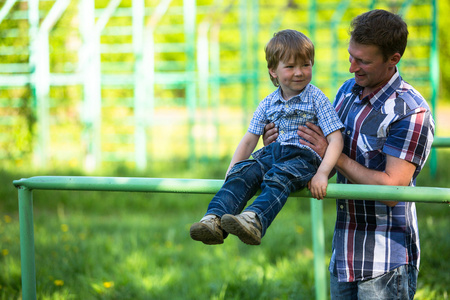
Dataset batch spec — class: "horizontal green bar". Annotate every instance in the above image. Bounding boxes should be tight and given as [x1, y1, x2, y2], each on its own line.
[0, 74, 30, 86]
[433, 137, 450, 147]
[13, 176, 450, 204]
[0, 63, 30, 73]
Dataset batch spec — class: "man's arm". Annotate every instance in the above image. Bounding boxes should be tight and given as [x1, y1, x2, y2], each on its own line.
[298, 122, 416, 207]
[334, 153, 416, 207]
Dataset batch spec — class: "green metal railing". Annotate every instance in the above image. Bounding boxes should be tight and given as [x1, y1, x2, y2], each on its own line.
[13, 176, 450, 300]
[431, 137, 450, 148]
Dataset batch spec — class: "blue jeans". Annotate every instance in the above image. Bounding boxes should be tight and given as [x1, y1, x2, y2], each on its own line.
[330, 264, 418, 300]
[205, 142, 320, 237]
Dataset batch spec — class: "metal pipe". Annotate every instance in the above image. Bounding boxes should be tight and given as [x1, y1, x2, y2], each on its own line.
[432, 137, 450, 148]
[184, 0, 197, 167]
[133, 0, 146, 170]
[0, 0, 17, 25]
[13, 176, 450, 300]
[430, 0, 440, 177]
[13, 176, 450, 203]
[145, 0, 173, 168]
[17, 187, 36, 300]
[310, 198, 326, 300]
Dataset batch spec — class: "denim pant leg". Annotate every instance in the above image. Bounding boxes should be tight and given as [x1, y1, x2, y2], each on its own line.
[357, 265, 418, 300]
[205, 159, 264, 218]
[330, 265, 418, 300]
[245, 145, 319, 237]
[330, 273, 358, 300]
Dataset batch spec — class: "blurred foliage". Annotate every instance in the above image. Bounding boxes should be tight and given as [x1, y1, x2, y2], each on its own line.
[0, 0, 447, 170]
[0, 151, 449, 299]
[438, 0, 450, 100]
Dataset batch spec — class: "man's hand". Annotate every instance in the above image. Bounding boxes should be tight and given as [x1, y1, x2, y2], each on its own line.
[297, 122, 328, 158]
[263, 123, 278, 146]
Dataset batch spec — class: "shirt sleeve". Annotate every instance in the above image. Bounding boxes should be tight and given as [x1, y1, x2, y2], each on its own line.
[383, 108, 435, 167]
[314, 93, 345, 137]
[248, 98, 269, 136]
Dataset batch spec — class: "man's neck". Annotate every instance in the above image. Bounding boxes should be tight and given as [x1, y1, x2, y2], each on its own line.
[361, 70, 396, 99]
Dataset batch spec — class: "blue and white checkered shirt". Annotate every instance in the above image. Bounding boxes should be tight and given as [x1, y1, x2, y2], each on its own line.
[249, 84, 344, 160]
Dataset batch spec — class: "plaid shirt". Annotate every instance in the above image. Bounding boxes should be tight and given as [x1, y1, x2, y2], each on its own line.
[249, 84, 344, 160]
[330, 69, 435, 282]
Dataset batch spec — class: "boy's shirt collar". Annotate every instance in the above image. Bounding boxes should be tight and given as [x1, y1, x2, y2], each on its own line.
[273, 84, 311, 104]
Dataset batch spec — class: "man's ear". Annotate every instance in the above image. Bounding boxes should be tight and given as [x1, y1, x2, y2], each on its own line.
[390, 53, 402, 66]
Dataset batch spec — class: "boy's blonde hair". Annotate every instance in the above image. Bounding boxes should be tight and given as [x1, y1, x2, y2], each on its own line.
[265, 29, 315, 87]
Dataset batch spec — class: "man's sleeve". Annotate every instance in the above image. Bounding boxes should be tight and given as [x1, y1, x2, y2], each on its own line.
[384, 108, 435, 167]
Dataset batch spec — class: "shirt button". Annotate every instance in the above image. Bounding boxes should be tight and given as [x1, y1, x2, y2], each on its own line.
[285, 104, 288, 108]
[302, 114, 307, 118]
[340, 205, 344, 209]
[280, 130, 285, 134]
[347, 130, 351, 135]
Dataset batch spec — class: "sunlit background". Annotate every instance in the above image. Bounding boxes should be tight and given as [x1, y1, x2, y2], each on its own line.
[0, 0, 448, 173]
[1, 1, 450, 299]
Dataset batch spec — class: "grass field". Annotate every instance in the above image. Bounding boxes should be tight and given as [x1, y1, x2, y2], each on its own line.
[0, 151, 449, 299]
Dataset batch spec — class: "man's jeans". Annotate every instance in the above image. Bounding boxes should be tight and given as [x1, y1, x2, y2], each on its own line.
[330, 264, 418, 300]
[205, 142, 320, 237]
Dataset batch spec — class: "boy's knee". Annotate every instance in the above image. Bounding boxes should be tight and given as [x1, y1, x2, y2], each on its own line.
[227, 160, 262, 179]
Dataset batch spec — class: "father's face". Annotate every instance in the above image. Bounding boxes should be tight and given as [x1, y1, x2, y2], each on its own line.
[347, 40, 397, 96]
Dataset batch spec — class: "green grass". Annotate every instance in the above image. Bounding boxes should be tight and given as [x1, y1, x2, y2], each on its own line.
[0, 152, 449, 299]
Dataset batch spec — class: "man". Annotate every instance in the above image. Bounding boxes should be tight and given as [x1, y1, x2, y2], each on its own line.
[264, 9, 434, 299]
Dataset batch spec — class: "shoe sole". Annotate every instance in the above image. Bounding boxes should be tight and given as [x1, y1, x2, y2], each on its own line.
[221, 214, 261, 245]
[190, 222, 223, 245]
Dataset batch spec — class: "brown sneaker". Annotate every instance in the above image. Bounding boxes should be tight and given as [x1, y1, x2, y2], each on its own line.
[190, 215, 224, 245]
[221, 213, 262, 245]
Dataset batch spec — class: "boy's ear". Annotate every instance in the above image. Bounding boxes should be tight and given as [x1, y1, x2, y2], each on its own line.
[269, 68, 277, 78]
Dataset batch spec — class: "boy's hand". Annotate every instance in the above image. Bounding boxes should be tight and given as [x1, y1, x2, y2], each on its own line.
[309, 172, 328, 200]
[263, 123, 278, 146]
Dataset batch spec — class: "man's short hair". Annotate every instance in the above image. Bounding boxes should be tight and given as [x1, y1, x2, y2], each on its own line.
[265, 29, 315, 87]
[350, 9, 408, 61]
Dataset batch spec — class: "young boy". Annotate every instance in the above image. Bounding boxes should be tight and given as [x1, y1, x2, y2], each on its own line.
[190, 29, 344, 246]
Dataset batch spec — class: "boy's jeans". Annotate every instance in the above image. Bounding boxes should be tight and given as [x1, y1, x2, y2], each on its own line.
[330, 264, 418, 300]
[205, 142, 320, 237]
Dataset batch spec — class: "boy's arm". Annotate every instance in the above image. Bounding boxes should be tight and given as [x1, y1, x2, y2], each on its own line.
[226, 132, 260, 176]
[309, 130, 343, 199]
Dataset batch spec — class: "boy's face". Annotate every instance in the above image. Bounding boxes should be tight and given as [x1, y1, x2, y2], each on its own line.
[269, 58, 312, 100]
